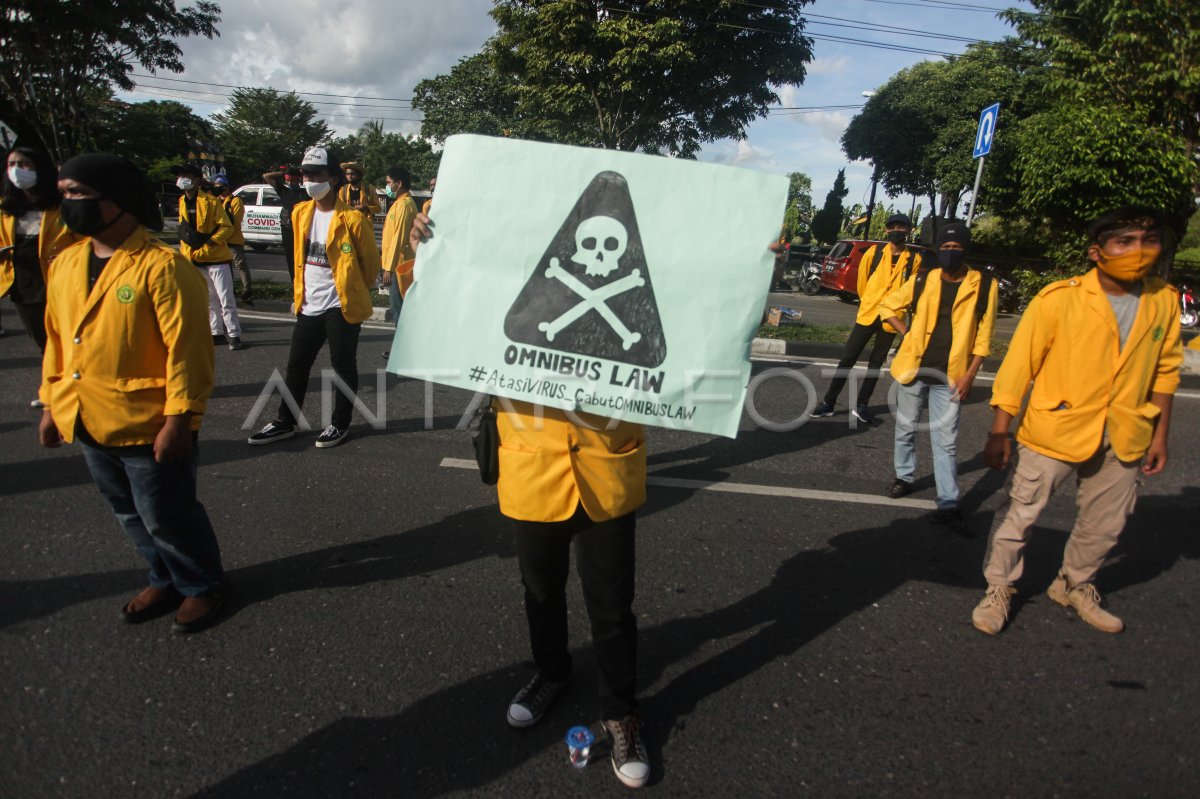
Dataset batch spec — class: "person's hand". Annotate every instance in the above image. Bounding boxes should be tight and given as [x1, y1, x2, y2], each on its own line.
[952, 373, 975, 401]
[38, 409, 62, 449]
[409, 212, 432, 255]
[769, 241, 786, 263]
[154, 415, 192, 464]
[984, 432, 1011, 471]
[380, 270, 393, 287]
[1142, 439, 1168, 475]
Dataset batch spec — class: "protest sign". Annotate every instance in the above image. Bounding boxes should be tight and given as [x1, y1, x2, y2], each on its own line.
[387, 134, 786, 438]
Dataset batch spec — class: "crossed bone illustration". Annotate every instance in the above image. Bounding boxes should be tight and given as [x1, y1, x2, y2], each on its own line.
[538, 257, 645, 350]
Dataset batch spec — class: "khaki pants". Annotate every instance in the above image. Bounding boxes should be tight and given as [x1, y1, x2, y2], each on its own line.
[983, 442, 1140, 588]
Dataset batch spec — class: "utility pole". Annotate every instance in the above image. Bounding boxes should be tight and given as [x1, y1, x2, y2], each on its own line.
[861, 165, 879, 241]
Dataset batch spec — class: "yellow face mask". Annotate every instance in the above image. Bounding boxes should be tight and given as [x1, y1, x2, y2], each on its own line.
[1096, 248, 1158, 282]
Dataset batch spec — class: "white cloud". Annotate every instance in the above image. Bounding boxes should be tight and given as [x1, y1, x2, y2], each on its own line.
[807, 56, 850, 75]
[784, 110, 851, 143]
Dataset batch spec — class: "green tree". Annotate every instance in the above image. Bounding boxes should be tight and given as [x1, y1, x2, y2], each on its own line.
[332, 121, 442, 187]
[486, 0, 814, 156]
[0, 0, 221, 160]
[781, 171, 814, 241]
[212, 88, 331, 178]
[811, 169, 848, 245]
[98, 100, 216, 178]
[411, 51, 552, 144]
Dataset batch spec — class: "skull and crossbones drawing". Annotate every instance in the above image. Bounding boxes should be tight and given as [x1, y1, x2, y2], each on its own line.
[537, 215, 644, 350]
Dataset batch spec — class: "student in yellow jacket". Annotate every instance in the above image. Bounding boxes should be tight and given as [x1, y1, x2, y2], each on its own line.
[880, 221, 997, 536]
[211, 174, 253, 304]
[811, 213, 921, 424]
[972, 207, 1182, 637]
[338, 161, 381, 218]
[379, 165, 417, 357]
[1, 145, 83, 405]
[247, 146, 382, 449]
[173, 163, 244, 349]
[38, 153, 228, 634]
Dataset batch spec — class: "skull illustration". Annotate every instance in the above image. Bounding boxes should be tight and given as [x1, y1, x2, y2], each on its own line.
[570, 215, 628, 277]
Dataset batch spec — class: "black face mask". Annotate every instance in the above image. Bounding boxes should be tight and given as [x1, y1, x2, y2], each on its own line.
[936, 249, 967, 272]
[60, 198, 123, 237]
[886, 230, 908, 245]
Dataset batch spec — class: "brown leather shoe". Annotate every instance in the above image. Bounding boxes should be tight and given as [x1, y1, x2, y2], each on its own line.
[172, 580, 230, 634]
[121, 585, 182, 624]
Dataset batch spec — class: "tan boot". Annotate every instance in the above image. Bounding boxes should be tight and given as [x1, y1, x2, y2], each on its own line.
[972, 584, 1016, 635]
[1046, 572, 1124, 633]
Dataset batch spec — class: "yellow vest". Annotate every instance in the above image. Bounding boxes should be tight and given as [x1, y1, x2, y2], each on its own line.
[991, 269, 1182, 463]
[337, 181, 381, 216]
[177, 192, 234, 263]
[290, 199, 382, 324]
[221, 194, 246, 246]
[40, 228, 214, 446]
[381, 192, 416, 272]
[855, 243, 919, 332]
[495, 400, 647, 522]
[0, 206, 82, 297]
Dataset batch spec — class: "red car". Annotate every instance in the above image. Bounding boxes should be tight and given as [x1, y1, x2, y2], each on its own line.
[818, 239, 886, 302]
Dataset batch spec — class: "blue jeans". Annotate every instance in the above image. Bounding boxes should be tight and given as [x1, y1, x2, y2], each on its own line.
[81, 436, 225, 596]
[893, 379, 960, 510]
[387, 276, 403, 323]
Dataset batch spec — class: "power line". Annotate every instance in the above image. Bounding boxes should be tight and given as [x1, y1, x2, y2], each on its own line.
[121, 87, 423, 123]
[131, 80, 416, 112]
[128, 73, 414, 105]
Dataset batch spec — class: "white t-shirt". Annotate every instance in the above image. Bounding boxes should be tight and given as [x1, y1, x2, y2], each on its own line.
[16, 210, 41, 236]
[301, 208, 340, 316]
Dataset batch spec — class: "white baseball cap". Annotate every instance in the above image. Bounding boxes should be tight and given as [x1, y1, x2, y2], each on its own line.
[300, 146, 336, 172]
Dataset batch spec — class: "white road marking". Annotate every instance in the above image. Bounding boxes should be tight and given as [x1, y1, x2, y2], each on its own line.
[439, 457, 937, 510]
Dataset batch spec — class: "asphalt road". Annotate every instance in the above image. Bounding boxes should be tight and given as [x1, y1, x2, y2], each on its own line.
[2, 308, 1198, 798]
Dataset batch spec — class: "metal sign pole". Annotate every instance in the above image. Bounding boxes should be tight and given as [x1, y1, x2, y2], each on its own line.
[966, 155, 985, 228]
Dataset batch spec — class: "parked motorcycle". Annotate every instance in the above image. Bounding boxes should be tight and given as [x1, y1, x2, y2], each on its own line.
[799, 258, 823, 295]
[983, 264, 1025, 314]
[1181, 284, 1198, 328]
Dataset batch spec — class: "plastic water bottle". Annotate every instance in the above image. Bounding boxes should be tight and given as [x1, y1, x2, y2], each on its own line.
[565, 725, 595, 768]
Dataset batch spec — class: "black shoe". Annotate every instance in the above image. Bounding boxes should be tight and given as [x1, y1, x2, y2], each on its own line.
[602, 716, 650, 788]
[886, 478, 913, 499]
[506, 671, 568, 728]
[810, 400, 835, 418]
[314, 424, 350, 448]
[241, 295, 255, 307]
[852, 405, 876, 424]
[228, 336, 245, 351]
[933, 507, 975, 538]
[212, 334, 226, 345]
[248, 420, 295, 445]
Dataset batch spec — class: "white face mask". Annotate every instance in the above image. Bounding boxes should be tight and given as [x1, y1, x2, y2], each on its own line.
[7, 165, 37, 190]
[176, 177, 195, 191]
[304, 180, 331, 200]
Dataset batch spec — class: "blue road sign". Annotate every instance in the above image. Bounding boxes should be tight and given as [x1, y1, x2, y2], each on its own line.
[973, 103, 1000, 159]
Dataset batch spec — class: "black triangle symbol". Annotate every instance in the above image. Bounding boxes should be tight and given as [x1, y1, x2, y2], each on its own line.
[503, 171, 667, 368]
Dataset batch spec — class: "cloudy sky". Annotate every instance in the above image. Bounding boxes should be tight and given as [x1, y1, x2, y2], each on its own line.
[119, 0, 1032, 207]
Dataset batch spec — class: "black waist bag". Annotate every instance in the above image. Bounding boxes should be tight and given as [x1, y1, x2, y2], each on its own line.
[472, 400, 500, 485]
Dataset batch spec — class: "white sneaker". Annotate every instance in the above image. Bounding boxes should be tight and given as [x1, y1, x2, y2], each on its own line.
[602, 716, 649, 788]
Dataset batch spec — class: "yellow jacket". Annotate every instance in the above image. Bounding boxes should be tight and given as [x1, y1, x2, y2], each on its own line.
[991, 269, 1182, 463]
[290, 199, 382, 324]
[381, 191, 416, 272]
[882, 267, 998, 385]
[40, 227, 215, 446]
[338, 181, 381, 217]
[856, 243, 920, 331]
[496, 399, 646, 523]
[0, 206, 82, 297]
[177, 192, 234, 263]
[220, 194, 245, 246]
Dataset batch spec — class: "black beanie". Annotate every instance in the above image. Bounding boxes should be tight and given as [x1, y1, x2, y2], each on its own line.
[58, 153, 164, 231]
[936, 221, 971, 248]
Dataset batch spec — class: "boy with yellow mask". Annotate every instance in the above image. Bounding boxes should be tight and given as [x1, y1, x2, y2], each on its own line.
[973, 207, 1182, 636]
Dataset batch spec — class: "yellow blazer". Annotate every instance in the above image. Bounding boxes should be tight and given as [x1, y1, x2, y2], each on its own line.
[495, 399, 647, 523]
[882, 267, 997, 385]
[855, 243, 919, 332]
[991, 268, 1182, 463]
[290, 199, 382, 324]
[40, 227, 215, 446]
[221, 194, 246, 246]
[381, 191, 416, 272]
[337, 181, 381, 217]
[0, 206, 82, 297]
[177, 192, 234, 263]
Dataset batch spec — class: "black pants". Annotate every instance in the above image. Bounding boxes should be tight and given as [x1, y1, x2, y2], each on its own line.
[11, 298, 47, 352]
[277, 308, 361, 430]
[823, 318, 896, 406]
[513, 504, 638, 720]
[281, 224, 296, 282]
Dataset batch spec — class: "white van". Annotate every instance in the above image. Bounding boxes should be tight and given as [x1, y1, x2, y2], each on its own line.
[232, 183, 284, 250]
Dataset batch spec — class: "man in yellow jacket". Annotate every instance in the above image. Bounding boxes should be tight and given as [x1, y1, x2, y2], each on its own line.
[211, 174, 253, 305]
[972, 207, 1182, 636]
[173, 163, 244, 350]
[247, 147, 382, 449]
[38, 153, 227, 634]
[812, 213, 922, 424]
[880, 221, 997, 536]
[379, 165, 416, 356]
[338, 161, 381, 218]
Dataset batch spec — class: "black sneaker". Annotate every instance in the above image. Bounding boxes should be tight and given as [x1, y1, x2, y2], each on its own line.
[314, 424, 350, 448]
[228, 337, 245, 351]
[886, 478, 913, 499]
[852, 405, 876, 424]
[241, 295, 255, 307]
[810, 400, 835, 418]
[602, 716, 650, 788]
[248, 420, 295, 445]
[212, 333, 226, 345]
[506, 671, 568, 728]
[933, 507, 975, 538]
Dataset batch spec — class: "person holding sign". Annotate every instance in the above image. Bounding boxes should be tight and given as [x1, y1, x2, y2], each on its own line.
[248, 147, 382, 449]
[972, 207, 1181, 636]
